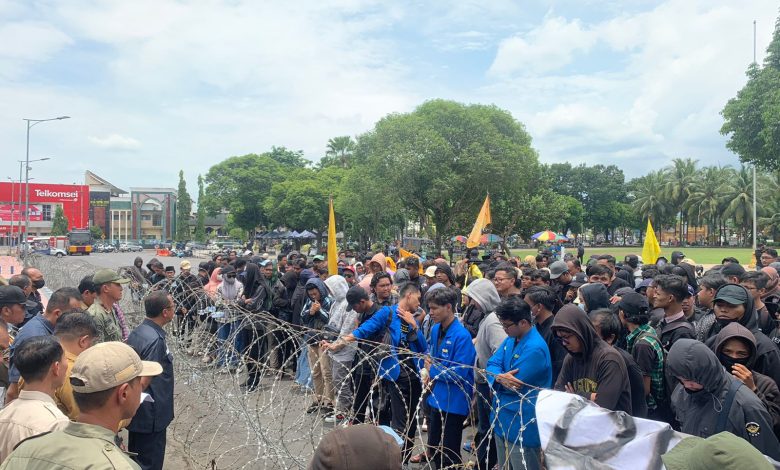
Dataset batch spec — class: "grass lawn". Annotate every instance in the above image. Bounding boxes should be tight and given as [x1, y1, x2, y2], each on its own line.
[507, 246, 754, 266]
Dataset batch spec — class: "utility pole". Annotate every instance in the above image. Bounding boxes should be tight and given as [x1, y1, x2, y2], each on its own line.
[752, 20, 758, 252]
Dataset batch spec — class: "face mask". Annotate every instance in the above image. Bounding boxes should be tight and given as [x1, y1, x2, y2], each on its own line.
[32, 279, 45, 289]
[577, 303, 586, 312]
[224, 277, 235, 285]
[718, 352, 750, 371]
[717, 317, 735, 328]
[683, 386, 705, 396]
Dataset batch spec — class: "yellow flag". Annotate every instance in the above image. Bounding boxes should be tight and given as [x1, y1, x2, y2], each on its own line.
[399, 247, 423, 275]
[642, 219, 661, 265]
[327, 197, 338, 276]
[466, 195, 491, 249]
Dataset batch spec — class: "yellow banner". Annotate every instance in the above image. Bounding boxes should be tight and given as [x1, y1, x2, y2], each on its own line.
[641, 218, 661, 265]
[328, 198, 338, 275]
[466, 195, 491, 249]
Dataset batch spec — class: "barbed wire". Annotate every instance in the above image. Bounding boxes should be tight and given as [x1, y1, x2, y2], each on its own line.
[24, 254, 548, 470]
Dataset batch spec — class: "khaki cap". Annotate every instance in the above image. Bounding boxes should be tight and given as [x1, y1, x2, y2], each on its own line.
[424, 266, 437, 278]
[180, 260, 192, 270]
[70, 342, 163, 393]
[92, 269, 130, 285]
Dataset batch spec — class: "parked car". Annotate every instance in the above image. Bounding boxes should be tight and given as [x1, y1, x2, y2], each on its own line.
[49, 247, 67, 258]
[120, 243, 143, 252]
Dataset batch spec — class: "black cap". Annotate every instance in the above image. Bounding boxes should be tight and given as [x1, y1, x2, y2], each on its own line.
[165, 266, 176, 273]
[0, 286, 37, 308]
[714, 284, 749, 305]
[345, 285, 369, 309]
[618, 292, 649, 318]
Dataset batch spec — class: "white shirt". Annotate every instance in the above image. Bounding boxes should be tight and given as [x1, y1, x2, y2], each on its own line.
[0, 390, 70, 463]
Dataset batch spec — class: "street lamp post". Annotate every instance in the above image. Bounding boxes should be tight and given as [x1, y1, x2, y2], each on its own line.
[22, 116, 68, 251]
[6, 177, 14, 248]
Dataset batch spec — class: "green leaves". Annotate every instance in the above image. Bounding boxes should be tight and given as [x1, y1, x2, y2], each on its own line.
[721, 18, 780, 172]
[175, 170, 192, 241]
[51, 206, 69, 236]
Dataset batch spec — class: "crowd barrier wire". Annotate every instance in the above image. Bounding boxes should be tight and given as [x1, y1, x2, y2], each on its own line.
[24, 254, 544, 470]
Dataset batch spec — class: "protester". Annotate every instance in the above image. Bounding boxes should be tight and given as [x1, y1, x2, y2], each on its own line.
[371, 272, 398, 307]
[652, 274, 696, 351]
[487, 297, 551, 470]
[694, 273, 729, 342]
[524, 286, 567, 381]
[321, 275, 356, 424]
[740, 271, 773, 334]
[0, 337, 69, 462]
[461, 278, 498, 338]
[215, 265, 244, 371]
[578, 282, 611, 313]
[705, 284, 780, 386]
[552, 304, 632, 413]
[423, 288, 476, 469]
[126, 291, 176, 470]
[472, 280, 506, 470]
[301, 278, 334, 414]
[617, 293, 670, 422]
[588, 309, 648, 418]
[308, 424, 401, 470]
[712, 322, 780, 438]
[493, 264, 523, 300]
[667, 339, 780, 460]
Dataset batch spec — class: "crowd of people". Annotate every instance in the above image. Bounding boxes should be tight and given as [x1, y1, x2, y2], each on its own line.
[1, 245, 780, 469]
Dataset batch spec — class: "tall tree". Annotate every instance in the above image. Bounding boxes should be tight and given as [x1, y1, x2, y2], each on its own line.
[194, 174, 206, 242]
[266, 146, 309, 168]
[50, 206, 69, 236]
[721, 14, 780, 171]
[723, 165, 755, 244]
[175, 170, 192, 241]
[356, 99, 539, 252]
[663, 158, 698, 242]
[202, 154, 281, 233]
[321, 136, 355, 169]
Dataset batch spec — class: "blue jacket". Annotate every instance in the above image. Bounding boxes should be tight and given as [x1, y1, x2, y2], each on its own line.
[8, 314, 54, 383]
[352, 305, 427, 381]
[427, 318, 476, 416]
[126, 319, 174, 433]
[486, 327, 551, 446]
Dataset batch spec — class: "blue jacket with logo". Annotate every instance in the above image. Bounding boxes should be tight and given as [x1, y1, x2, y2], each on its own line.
[486, 327, 551, 447]
[427, 318, 476, 416]
[352, 305, 427, 381]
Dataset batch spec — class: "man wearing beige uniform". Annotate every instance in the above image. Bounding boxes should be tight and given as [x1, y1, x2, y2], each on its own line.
[0, 336, 69, 462]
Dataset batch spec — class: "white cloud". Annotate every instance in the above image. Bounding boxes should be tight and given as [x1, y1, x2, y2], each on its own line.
[0, 21, 72, 79]
[489, 16, 597, 76]
[88, 134, 141, 151]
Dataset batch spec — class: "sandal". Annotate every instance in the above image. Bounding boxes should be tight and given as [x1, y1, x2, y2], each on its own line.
[409, 452, 429, 464]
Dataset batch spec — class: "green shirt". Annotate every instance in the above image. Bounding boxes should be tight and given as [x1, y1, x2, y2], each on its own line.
[87, 300, 122, 343]
[0, 421, 140, 469]
[626, 323, 666, 410]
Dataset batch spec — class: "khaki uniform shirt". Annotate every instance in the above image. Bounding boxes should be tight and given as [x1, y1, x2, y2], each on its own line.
[0, 390, 69, 463]
[0, 421, 140, 470]
[88, 300, 122, 343]
[18, 351, 79, 420]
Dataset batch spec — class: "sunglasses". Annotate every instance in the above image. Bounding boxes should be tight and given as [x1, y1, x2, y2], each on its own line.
[225, 274, 237, 279]
[344, 273, 354, 278]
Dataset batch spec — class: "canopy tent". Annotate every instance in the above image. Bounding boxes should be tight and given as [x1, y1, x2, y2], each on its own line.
[450, 235, 467, 243]
[298, 230, 317, 239]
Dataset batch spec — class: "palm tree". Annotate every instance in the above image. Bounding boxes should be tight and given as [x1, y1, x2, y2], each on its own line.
[663, 158, 698, 243]
[685, 166, 729, 245]
[325, 136, 355, 169]
[758, 171, 780, 241]
[632, 170, 669, 228]
[722, 165, 754, 245]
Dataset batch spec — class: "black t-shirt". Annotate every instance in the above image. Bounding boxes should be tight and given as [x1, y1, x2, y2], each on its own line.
[536, 314, 566, 382]
[632, 340, 658, 377]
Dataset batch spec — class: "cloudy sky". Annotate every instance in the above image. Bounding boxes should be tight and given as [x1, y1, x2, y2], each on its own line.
[1, 0, 777, 198]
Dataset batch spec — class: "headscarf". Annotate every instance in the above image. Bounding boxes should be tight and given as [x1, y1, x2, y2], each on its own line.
[243, 263, 262, 298]
[761, 266, 779, 299]
[205, 267, 222, 298]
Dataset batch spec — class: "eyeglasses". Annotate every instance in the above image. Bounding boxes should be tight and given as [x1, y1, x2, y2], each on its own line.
[493, 277, 512, 282]
[499, 321, 517, 330]
[555, 332, 575, 343]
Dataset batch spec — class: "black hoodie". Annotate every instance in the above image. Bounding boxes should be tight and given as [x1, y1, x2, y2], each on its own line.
[704, 284, 780, 388]
[667, 339, 780, 460]
[553, 305, 633, 413]
[580, 283, 611, 313]
[713, 322, 780, 439]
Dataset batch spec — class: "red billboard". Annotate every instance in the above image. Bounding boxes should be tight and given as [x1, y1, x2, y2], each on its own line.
[0, 182, 89, 232]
